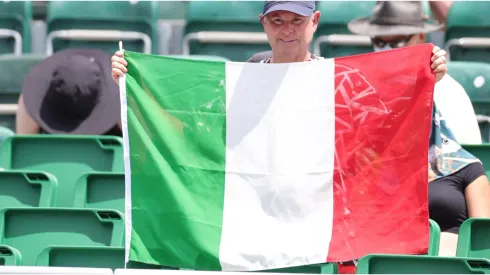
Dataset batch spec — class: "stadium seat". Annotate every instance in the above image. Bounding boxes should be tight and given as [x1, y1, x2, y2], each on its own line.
[264, 263, 338, 274]
[356, 254, 490, 274]
[0, 208, 124, 267]
[158, 1, 187, 20]
[447, 61, 490, 142]
[46, 1, 159, 55]
[0, 54, 45, 132]
[429, 219, 441, 256]
[0, 266, 113, 274]
[0, 126, 14, 144]
[0, 135, 124, 207]
[36, 246, 169, 270]
[0, 1, 32, 55]
[183, 1, 270, 61]
[445, 1, 490, 63]
[73, 172, 124, 214]
[0, 171, 57, 209]
[461, 145, 490, 175]
[457, 218, 490, 260]
[314, 1, 375, 58]
[0, 245, 21, 266]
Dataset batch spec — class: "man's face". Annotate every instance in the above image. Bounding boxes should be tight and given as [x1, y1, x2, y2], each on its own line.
[260, 10, 320, 56]
[371, 33, 426, 52]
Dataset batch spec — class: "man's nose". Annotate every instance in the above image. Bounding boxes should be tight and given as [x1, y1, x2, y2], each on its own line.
[281, 25, 294, 35]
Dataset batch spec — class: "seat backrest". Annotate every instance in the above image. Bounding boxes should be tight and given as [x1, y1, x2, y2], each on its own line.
[184, 1, 269, 61]
[0, 54, 45, 104]
[73, 172, 125, 214]
[0, 135, 124, 207]
[457, 218, 490, 260]
[357, 254, 490, 274]
[445, 1, 490, 62]
[0, 245, 21, 266]
[461, 145, 490, 174]
[0, 126, 14, 144]
[37, 246, 170, 270]
[429, 219, 441, 256]
[46, 1, 158, 54]
[315, 1, 375, 58]
[0, 208, 124, 267]
[0, 171, 57, 209]
[447, 61, 490, 116]
[0, 1, 32, 54]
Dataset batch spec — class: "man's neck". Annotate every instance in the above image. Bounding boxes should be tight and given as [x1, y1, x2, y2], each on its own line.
[271, 51, 312, 63]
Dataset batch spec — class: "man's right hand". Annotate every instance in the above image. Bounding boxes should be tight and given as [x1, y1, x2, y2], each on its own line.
[111, 50, 128, 85]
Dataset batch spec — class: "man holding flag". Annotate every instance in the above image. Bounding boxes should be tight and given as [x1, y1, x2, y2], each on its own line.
[111, 1, 449, 273]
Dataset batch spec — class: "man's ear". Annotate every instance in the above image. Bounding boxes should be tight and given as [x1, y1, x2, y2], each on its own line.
[259, 13, 265, 24]
[312, 11, 321, 32]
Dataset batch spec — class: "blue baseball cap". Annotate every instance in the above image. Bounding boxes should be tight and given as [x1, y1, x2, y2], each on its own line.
[263, 1, 316, 17]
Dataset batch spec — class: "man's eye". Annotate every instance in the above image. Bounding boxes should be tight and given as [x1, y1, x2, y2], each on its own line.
[272, 19, 283, 24]
[293, 18, 303, 24]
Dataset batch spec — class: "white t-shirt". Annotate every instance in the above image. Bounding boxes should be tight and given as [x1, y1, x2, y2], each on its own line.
[433, 74, 482, 144]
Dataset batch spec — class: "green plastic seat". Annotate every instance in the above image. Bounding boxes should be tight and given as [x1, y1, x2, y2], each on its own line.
[0, 135, 124, 207]
[158, 1, 187, 20]
[0, 208, 124, 267]
[315, 1, 375, 58]
[263, 263, 338, 274]
[447, 61, 490, 142]
[357, 254, 490, 274]
[0, 54, 45, 132]
[37, 246, 172, 270]
[462, 145, 490, 175]
[183, 1, 270, 61]
[74, 172, 125, 214]
[0, 245, 21, 266]
[0, 171, 57, 209]
[0, 1, 32, 55]
[457, 218, 490, 260]
[0, 126, 14, 144]
[445, 1, 490, 63]
[46, 1, 159, 55]
[429, 219, 441, 256]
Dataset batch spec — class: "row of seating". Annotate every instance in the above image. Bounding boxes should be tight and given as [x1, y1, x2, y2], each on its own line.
[0, 135, 489, 272]
[1, 1, 490, 62]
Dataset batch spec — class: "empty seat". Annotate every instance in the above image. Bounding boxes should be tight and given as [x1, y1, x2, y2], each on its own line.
[314, 1, 375, 58]
[356, 254, 490, 274]
[263, 263, 338, 274]
[0, 208, 124, 267]
[46, 1, 159, 55]
[0, 245, 21, 266]
[0, 54, 45, 131]
[429, 219, 441, 256]
[37, 246, 173, 270]
[74, 172, 124, 214]
[0, 126, 14, 144]
[457, 218, 490, 260]
[0, 1, 32, 55]
[445, 1, 490, 63]
[183, 1, 270, 61]
[0, 171, 57, 209]
[0, 135, 124, 207]
[0, 266, 113, 274]
[461, 145, 490, 174]
[447, 61, 490, 142]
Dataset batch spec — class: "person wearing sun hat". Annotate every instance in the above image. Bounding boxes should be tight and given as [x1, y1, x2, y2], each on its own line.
[16, 48, 122, 136]
[348, 0, 490, 258]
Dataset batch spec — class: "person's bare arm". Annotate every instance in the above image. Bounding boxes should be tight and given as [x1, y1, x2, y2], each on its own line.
[429, 1, 453, 24]
[15, 94, 40, 134]
[466, 175, 490, 218]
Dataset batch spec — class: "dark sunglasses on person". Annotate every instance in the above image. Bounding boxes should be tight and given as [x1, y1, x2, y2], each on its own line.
[371, 35, 414, 52]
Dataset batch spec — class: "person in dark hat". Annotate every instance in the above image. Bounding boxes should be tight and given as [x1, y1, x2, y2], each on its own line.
[16, 48, 122, 136]
[348, 1, 490, 258]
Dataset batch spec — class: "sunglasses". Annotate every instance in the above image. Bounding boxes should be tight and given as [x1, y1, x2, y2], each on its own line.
[371, 35, 413, 49]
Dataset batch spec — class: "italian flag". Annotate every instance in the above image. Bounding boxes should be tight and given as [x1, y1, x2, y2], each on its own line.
[120, 44, 435, 271]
